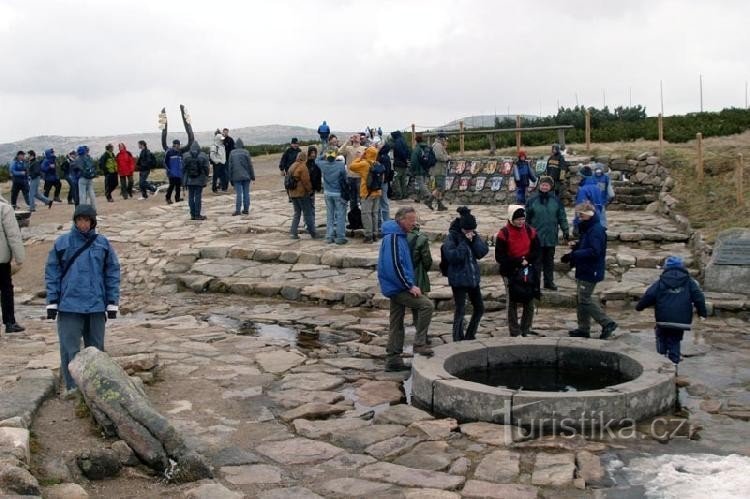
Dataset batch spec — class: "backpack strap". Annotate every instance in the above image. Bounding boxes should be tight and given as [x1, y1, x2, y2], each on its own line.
[60, 235, 98, 281]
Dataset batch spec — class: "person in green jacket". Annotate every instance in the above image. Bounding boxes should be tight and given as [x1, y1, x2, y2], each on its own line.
[407, 224, 432, 333]
[410, 135, 432, 205]
[99, 144, 119, 203]
[525, 176, 569, 290]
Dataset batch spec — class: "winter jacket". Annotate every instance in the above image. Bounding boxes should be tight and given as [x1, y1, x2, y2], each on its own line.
[226, 139, 255, 182]
[41, 149, 59, 182]
[165, 147, 184, 178]
[45, 225, 120, 313]
[210, 132, 227, 165]
[495, 222, 540, 278]
[28, 157, 42, 179]
[137, 147, 156, 172]
[568, 213, 607, 283]
[9, 159, 28, 180]
[317, 121, 330, 140]
[442, 218, 489, 289]
[287, 160, 312, 198]
[0, 201, 25, 264]
[279, 145, 300, 174]
[513, 160, 536, 188]
[74, 154, 97, 179]
[317, 155, 346, 195]
[115, 145, 135, 176]
[182, 142, 210, 187]
[407, 228, 432, 293]
[390, 131, 410, 168]
[525, 192, 569, 247]
[306, 157, 322, 193]
[432, 141, 450, 177]
[338, 143, 365, 176]
[410, 143, 432, 176]
[573, 177, 606, 231]
[378, 143, 394, 183]
[99, 151, 117, 174]
[223, 135, 235, 158]
[636, 267, 707, 330]
[378, 220, 416, 297]
[545, 152, 567, 184]
[348, 147, 381, 199]
[594, 172, 615, 204]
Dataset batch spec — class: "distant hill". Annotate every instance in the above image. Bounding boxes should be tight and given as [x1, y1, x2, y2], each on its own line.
[438, 115, 540, 130]
[0, 124, 331, 162]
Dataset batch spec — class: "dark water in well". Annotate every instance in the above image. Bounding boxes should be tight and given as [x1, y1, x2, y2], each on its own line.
[457, 365, 633, 392]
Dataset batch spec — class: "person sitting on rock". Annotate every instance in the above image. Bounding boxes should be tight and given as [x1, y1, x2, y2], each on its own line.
[635, 256, 707, 365]
[45, 205, 121, 398]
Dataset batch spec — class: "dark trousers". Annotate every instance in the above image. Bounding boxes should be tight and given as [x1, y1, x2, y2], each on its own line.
[540, 246, 556, 287]
[576, 280, 613, 333]
[387, 291, 434, 367]
[10, 179, 30, 208]
[655, 326, 684, 364]
[119, 175, 134, 199]
[65, 177, 78, 204]
[452, 286, 484, 341]
[0, 263, 16, 326]
[57, 312, 106, 390]
[515, 186, 528, 204]
[348, 177, 361, 212]
[166, 177, 182, 202]
[504, 277, 534, 336]
[139, 170, 156, 198]
[212, 163, 228, 192]
[43, 179, 62, 199]
[104, 172, 119, 200]
[187, 185, 203, 218]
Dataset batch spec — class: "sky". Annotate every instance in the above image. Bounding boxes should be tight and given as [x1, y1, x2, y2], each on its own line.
[1, 0, 749, 143]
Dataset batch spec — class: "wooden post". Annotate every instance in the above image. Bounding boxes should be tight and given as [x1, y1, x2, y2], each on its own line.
[488, 134, 496, 155]
[738, 154, 745, 206]
[515, 115, 522, 152]
[696, 132, 704, 182]
[459, 120, 465, 154]
[585, 110, 591, 152]
[411, 123, 416, 149]
[658, 113, 664, 157]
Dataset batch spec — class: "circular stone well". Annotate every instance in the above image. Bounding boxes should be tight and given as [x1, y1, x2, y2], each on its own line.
[411, 337, 676, 430]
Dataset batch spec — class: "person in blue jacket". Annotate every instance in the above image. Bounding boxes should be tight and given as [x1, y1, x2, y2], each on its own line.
[378, 206, 433, 371]
[562, 201, 617, 339]
[44, 205, 120, 397]
[635, 256, 707, 364]
[513, 149, 537, 204]
[9, 151, 31, 209]
[573, 165, 607, 233]
[41, 148, 62, 202]
[317, 121, 330, 144]
[441, 206, 489, 341]
[164, 139, 184, 204]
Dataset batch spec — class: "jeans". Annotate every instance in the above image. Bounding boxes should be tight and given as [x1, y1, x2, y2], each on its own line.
[119, 175, 134, 199]
[504, 277, 535, 336]
[324, 194, 347, 243]
[10, 179, 30, 208]
[57, 312, 106, 389]
[361, 197, 379, 239]
[540, 246, 556, 287]
[78, 177, 96, 209]
[104, 172, 118, 200]
[347, 177, 361, 212]
[65, 177, 78, 204]
[452, 286, 485, 341]
[386, 291, 434, 366]
[378, 182, 391, 234]
[212, 163, 228, 191]
[139, 170, 156, 198]
[166, 177, 182, 202]
[234, 180, 250, 213]
[187, 185, 203, 218]
[655, 326, 684, 364]
[44, 179, 62, 200]
[29, 176, 51, 210]
[576, 279, 613, 334]
[291, 196, 316, 237]
[515, 187, 528, 204]
[0, 263, 17, 326]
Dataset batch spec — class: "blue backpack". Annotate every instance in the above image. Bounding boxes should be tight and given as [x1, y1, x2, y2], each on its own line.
[366, 162, 386, 196]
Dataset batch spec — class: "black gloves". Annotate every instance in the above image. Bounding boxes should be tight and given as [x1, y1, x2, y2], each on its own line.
[561, 253, 572, 264]
[107, 304, 119, 319]
[46, 304, 58, 320]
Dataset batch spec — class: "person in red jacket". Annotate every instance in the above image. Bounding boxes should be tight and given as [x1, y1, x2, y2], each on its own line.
[116, 143, 136, 199]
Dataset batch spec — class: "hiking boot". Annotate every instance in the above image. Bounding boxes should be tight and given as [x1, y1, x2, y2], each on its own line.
[335, 239, 348, 245]
[166, 199, 173, 205]
[192, 215, 207, 221]
[54, 197, 62, 203]
[423, 197, 434, 210]
[232, 212, 240, 216]
[61, 388, 80, 401]
[242, 210, 249, 215]
[48, 200, 54, 209]
[413, 344, 434, 357]
[362, 237, 374, 244]
[568, 329, 591, 338]
[385, 362, 411, 372]
[290, 234, 300, 240]
[5, 323, 25, 333]
[544, 283, 558, 291]
[436, 200, 448, 211]
[600, 321, 618, 340]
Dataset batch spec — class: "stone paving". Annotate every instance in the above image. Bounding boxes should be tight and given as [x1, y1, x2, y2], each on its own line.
[0, 189, 749, 497]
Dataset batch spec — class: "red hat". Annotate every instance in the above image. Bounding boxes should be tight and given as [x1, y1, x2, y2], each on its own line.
[518, 149, 527, 159]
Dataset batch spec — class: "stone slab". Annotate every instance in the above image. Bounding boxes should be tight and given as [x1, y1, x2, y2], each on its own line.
[255, 438, 343, 465]
[359, 462, 465, 490]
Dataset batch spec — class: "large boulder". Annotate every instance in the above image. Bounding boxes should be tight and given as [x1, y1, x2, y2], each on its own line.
[704, 229, 750, 294]
[68, 347, 212, 483]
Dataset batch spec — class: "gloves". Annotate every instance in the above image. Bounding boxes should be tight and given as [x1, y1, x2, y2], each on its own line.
[563, 232, 570, 242]
[561, 253, 572, 264]
[46, 304, 58, 320]
[107, 304, 119, 319]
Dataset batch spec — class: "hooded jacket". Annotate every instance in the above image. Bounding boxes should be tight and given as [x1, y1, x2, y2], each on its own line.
[316, 153, 346, 195]
[377, 220, 416, 297]
[165, 146, 184, 178]
[182, 142, 210, 186]
[407, 227, 432, 292]
[210, 132, 227, 165]
[9, 158, 28, 180]
[432, 140, 450, 177]
[442, 218, 489, 288]
[568, 213, 607, 283]
[409, 143, 432, 176]
[317, 121, 330, 138]
[41, 149, 59, 182]
[525, 191, 569, 247]
[279, 145, 300, 174]
[226, 139, 255, 182]
[390, 131, 410, 167]
[636, 266, 707, 330]
[115, 144, 136, 176]
[287, 159, 312, 198]
[0, 200, 24, 264]
[348, 147, 381, 198]
[545, 151, 567, 183]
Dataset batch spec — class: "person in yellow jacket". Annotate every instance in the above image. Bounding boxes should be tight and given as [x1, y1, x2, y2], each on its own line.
[348, 146, 381, 243]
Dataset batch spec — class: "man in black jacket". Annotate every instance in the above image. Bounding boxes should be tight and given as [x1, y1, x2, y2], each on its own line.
[279, 138, 300, 176]
[136, 140, 158, 200]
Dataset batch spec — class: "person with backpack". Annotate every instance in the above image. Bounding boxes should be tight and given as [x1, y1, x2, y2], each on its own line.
[512, 149, 537, 204]
[593, 163, 615, 228]
[182, 142, 210, 220]
[545, 144, 568, 198]
[99, 144, 119, 203]
[164, 139, 185, 204]
[442, 207, 489, 341]
[316, 149, 348, 245]
[635, 256, 707, 365]
[74, 146, 97, 209]
[136, 140, 158, 200]
[0, 196, 26, 334]
[348, 146, 382, 243]
[377, 143, 393, 235]
[210, 130, 228, 193]
[44, 205, 120, 398]
[115, 143, 135, 200]
[9, 151, 31, 210]
[317, 121, 330, 144]
[226, 138, 255, 216]
[27, 150, 54, 211]
[306, 146, 323, 210]
[525, 176, 570, 291]
[41, 148, 62, 203]
[495, 205, 540, 337]
[410, 135, 435, 206]
[390, 131, 410, 200]
[562, 201, 618, 339]
[287, 151, 317, 239]
[429, 133, 450, 211]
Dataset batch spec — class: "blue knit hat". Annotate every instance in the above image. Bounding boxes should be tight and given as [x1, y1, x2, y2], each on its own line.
[76, 145, 87, 156]
[664, 256, 684, 269]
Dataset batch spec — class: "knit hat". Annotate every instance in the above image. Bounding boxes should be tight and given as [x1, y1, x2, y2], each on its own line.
[291, 137, 299, 144]
[539, 176, 554, 187]
[518, 149, 527, 159]
[664, 256, 684, 269]
[76, 145, 87, 156]
[172, 139, 180, 145]
[580, 165, 593, 177]
[73, 204, 97, 229]
[457, 206, 477, 230]
[507, 204, 526, 221]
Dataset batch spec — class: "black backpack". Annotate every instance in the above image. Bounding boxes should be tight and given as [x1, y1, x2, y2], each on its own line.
[184, 156, 200, 178]
[417, 146, 437, 169]
[366, 162, 386, 195]
[508, 264, 538, 304]
[339, 171, 351, 201]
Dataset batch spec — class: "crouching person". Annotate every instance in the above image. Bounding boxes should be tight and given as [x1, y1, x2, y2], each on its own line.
[45, 205, 121, 397]
[635, 256, 707, 365]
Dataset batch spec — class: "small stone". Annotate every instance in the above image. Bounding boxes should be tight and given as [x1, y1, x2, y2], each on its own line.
[256, 438, 343, 465]
[359, 462, 465, 490]
[258, 486, 324, 499]
[355, 380, 404, 407]
[474, 450, 520, 483]
[700, 399, 722, 414]
[531, 452, 575, 487]
[280, 403, 348, 422]
[406, 418, 458, 440]
[449, 456, 471, 475]
[221, 464, 283, 485]
[44, 483, 89, 499]
[461, 481, 538, 499]
[0, 427, 30, 465]
[76, 448, 122, 480]
[255, 350, 306, 374]
[373, 404, 434, 426]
